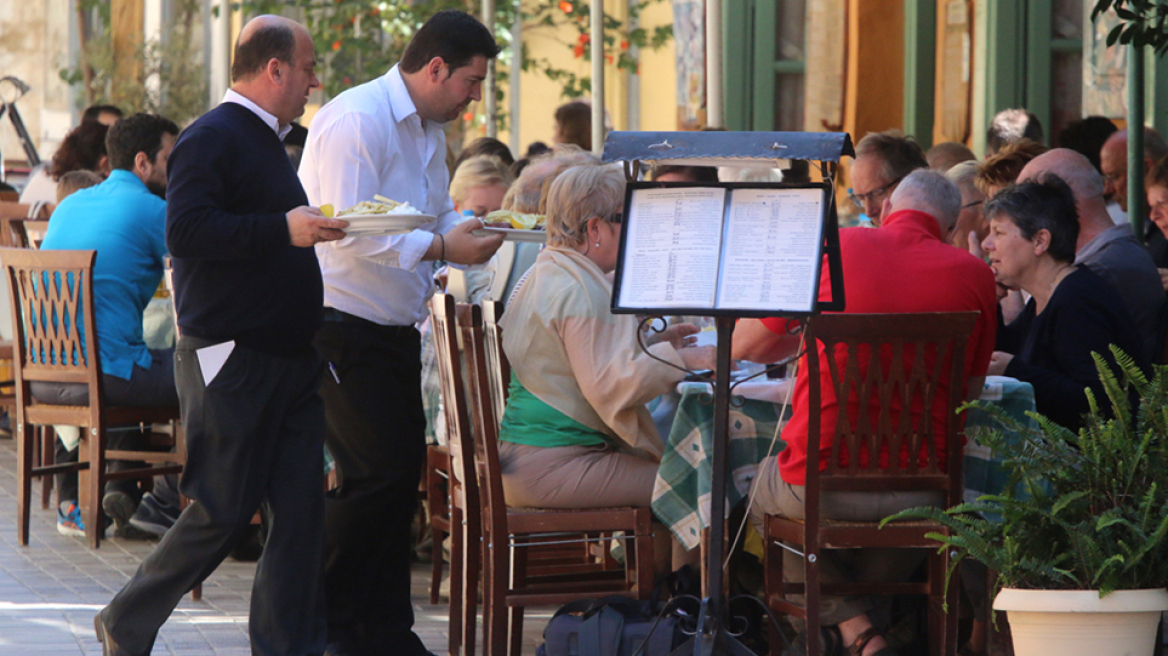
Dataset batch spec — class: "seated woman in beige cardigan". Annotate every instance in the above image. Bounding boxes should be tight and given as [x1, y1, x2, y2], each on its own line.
[498, 163, 715, 573]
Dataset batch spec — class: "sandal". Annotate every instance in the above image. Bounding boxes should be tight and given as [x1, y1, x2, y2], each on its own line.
[846, 626, 900, 656]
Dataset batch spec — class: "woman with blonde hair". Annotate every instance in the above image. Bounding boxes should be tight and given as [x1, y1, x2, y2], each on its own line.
[498, 163, 713, 572]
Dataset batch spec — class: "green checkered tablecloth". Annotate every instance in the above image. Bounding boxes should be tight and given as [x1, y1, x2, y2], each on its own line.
[651, 376, 1037, 551]
[961, 376, 1038, 504]
[652, 381, 790, 550]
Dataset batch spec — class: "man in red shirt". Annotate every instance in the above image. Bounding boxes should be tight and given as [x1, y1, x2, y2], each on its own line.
[734, 169, 997, 656]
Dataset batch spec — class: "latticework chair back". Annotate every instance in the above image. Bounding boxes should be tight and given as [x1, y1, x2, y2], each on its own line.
[804, 312, 978, 506]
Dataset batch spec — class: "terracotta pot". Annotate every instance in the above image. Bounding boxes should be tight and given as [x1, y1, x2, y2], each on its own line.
[993, 588, 1168, 656]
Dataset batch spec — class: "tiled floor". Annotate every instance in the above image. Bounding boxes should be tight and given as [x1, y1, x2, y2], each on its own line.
[0, 436, 552, 654]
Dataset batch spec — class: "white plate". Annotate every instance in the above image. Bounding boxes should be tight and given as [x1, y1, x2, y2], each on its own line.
[339, 213, 435, 236]
[472, 227, 548, 243]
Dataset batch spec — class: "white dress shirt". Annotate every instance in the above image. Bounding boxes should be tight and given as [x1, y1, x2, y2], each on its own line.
[299, 65, 462, 326]
[222, 89, 292, 140]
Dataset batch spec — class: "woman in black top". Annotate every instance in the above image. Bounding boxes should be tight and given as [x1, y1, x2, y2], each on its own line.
[983, 175, 1148, 430]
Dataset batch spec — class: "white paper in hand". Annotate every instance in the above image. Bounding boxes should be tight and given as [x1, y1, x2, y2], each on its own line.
[197, 340, 236, 387]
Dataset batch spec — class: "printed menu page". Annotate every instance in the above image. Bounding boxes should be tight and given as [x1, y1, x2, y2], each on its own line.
[617, 187, 727, 309]
[715, 188, 824, 312]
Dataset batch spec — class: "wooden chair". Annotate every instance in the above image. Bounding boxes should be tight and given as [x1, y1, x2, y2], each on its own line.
[14, 219, 50, 249]
[458, 300, 657, 656]
[1, 248, 184, 549]
[429, 294, 484, 656]
[763, 312, 977, 656]
[0, 203, 51, 247]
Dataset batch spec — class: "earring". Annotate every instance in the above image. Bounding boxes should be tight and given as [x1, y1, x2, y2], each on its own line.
[595, 242, 601, 248]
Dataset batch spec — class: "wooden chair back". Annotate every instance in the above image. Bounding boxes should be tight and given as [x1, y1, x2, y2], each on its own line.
[480, 299, 511, 423]
[1, 247, 183, 548]
[0, 191, 19, 202]
[429, 294, 481, 510]
[2, 248, 101, 398]
[0, 203, 51, 247]
[803, 312, 978, 509]
[459, 302, 508, 539]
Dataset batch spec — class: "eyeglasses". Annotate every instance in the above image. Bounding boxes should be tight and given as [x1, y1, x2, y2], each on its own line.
[848, 176, 904, 209]
[962, 200, 983, 210]
[606, 212, 623, 224]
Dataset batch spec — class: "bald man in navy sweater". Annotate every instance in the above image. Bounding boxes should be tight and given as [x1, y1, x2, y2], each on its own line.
[94, 16, 348, 656]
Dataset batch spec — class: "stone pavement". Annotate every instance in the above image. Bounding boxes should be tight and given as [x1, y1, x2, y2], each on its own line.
[0, 437, 552, 655]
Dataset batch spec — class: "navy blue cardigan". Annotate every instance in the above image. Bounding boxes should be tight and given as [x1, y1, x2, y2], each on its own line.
[166, 103, 322, 355]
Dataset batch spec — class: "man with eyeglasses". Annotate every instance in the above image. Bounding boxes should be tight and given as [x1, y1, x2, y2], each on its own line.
[1100, 128, 1168, 219]
[848, 130, 928, 226]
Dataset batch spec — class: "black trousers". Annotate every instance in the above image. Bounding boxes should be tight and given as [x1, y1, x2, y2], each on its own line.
[102, 337, 328, 656]
[314, 317, 427, 653]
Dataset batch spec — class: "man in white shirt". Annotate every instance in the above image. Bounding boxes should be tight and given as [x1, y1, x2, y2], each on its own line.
[298, 10, 502, 655]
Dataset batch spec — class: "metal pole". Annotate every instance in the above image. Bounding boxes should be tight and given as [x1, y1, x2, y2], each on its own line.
[591, 0, 605, 155]
[484, 0, 497, 138]
[705, 0, 723, 127]
[509, 13, 522, 154]
[1128, 43, 1146, 242]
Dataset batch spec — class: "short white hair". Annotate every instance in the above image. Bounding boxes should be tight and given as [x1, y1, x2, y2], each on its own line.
[545, 164, 626, 247]
[890, 169, 962, 232]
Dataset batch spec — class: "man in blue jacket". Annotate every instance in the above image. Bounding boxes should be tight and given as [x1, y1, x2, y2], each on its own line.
[94, 15, 348, 656]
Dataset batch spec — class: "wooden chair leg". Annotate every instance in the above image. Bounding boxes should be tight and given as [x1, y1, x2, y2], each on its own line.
[928, 550, 946, 656]
[462, 512, 480, 656]
[487, 535, 509, 656]
[804, 542, 821, 656]
[80, 426, 103, 549]
[635, 516, 654, 600]
[508, 540, 527, 656]
[448, 505, 464, 656]
[38, 426, 53, 510]
[16, 421, 33, 545]
[430, 518, 446, 605]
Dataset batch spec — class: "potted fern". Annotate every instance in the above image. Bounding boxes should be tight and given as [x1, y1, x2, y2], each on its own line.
[885, 347, 1168, 656]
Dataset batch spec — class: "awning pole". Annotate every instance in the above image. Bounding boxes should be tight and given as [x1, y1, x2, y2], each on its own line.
[591, 0, 605, 155]
[705, 0, 723, 127]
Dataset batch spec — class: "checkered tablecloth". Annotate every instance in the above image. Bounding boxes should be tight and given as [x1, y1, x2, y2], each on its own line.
[961, 376, 1039, 504]
[651, 381, 790, 550]
[651, 376, 1038, 551]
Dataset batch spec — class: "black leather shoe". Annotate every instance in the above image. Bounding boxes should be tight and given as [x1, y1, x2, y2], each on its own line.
[94, 611, 135, 656]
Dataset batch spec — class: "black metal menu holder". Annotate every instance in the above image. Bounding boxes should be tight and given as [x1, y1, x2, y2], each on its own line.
[603, 131, 854, 656]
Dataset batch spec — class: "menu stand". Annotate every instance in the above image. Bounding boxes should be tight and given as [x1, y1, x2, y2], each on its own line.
[602, 131, 855, 656]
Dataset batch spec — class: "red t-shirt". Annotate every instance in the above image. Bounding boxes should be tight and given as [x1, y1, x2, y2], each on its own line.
[764, 209, 998, 485]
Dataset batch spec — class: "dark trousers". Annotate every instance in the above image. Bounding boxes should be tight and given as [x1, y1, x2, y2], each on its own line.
[314, 318, 427, 652]
[102, 337, 328, 656]
[33, 348, 179, 505]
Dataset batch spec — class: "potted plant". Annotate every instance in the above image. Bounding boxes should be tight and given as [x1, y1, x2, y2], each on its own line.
[885, 347, 1168, 656]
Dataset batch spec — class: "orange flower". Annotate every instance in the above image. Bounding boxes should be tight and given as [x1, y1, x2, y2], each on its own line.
[573, 44, 585, 58]
[463, 112, 474, 122]
[605, 54, 613, 64]
[620, 40, 628, 50]
[332, 40, 342, 51]
[343, 76, 351, 84]
[578, 33, 590, 44]
[559, 0, 572, 12]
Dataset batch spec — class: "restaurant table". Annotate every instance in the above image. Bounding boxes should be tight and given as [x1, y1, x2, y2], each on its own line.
[651, 375, 1038, 551]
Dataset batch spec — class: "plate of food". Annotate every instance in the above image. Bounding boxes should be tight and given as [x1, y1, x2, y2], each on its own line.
[472, 209, 548, 243]
[322, 195, 436, 236]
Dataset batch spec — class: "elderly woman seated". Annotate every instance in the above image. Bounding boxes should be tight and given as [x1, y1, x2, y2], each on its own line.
[985, 176, 1149, 429]
[497, 164, 714, 572]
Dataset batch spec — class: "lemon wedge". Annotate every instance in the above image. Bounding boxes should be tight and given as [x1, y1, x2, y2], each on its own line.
[509, 213, 538, 230]
[320, 204, 335, 218]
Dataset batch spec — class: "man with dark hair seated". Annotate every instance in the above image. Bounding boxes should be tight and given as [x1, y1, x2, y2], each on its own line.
[37, 112, 180, 538]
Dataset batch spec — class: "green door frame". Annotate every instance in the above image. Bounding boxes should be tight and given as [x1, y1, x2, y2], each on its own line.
[903, 0, 936, 149]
